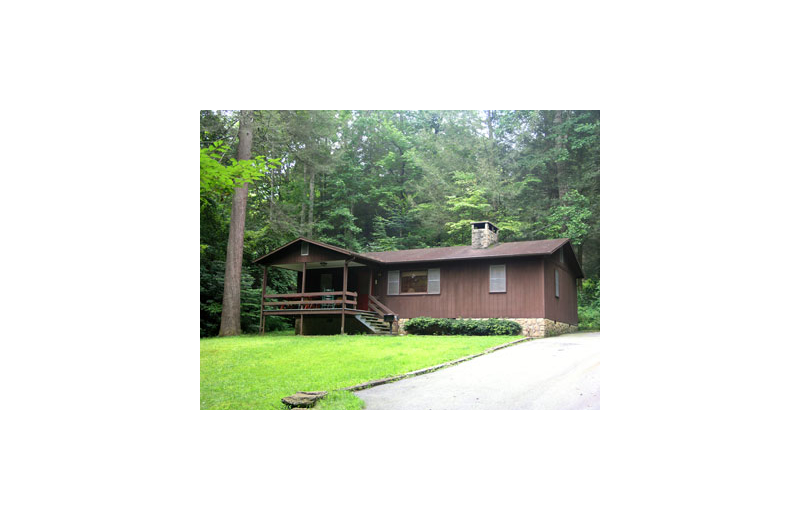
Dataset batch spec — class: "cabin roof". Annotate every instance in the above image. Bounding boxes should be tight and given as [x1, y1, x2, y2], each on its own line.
[255, 236, 584, 277]
[360, 238, 567, 263]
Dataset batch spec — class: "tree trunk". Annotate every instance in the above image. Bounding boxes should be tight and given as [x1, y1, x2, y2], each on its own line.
[299, 162, 306, 233]
[219, 110, 254, 336]
[554, 110, 568, 199]
[269, 168, 274, 221]
[308, 164, 315, 239]
[486, 110, 494, 141]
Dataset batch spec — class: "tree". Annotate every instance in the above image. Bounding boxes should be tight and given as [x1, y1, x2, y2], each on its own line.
[219, 110, 254, 336]
[200, 110, 601, 335]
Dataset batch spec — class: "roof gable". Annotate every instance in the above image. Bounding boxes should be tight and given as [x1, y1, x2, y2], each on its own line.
[253, 237, 375, 266]
[254, 237, 339, 264]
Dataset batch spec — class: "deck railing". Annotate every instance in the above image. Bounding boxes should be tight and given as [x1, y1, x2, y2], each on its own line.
[262, 291, 358, 313]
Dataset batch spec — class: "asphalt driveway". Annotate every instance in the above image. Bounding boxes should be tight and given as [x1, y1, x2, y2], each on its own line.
[355, 332, 600, 410]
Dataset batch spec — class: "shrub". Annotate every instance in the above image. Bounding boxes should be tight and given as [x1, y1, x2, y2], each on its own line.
[578, 304, 600, 330]
[578, 278, 600, 330]
[404, 317, 521, 336]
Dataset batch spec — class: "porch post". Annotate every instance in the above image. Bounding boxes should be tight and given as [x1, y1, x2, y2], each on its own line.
[260, 265, 267, 335]
[300, 262, 306, 336]
[341, 261, 349, 334]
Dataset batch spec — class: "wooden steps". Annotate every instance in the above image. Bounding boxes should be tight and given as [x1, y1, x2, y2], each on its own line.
[354, 313, 394, 335]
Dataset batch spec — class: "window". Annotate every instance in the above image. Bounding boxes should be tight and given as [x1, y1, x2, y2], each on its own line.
[559, 248, 564, 263]
[489, 264, 506, 293]
[427, 268, 440, 294]
[388, 270, 400, 295]
[388, 268, 440, 295]
[555, 269, 560, 298]
[300, 242, 309, 256]
[401, 270, 428, 293]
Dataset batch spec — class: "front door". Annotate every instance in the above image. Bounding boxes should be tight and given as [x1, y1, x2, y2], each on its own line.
[320, 273, 333, 292]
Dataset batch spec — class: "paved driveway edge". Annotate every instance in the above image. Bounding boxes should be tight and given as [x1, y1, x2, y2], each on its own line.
[339, 337, 532, 392]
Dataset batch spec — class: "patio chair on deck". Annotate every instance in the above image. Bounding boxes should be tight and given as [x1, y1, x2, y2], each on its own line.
[321, 288, 335, 309]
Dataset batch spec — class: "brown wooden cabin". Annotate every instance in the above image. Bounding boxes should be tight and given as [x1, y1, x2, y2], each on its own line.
[253, 221, 584, 336]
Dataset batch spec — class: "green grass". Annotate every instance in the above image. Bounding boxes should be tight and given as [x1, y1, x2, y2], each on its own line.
[200, 333, 522, 410]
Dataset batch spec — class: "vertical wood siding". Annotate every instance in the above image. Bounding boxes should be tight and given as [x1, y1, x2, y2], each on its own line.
[543, 254, 579, 324]
[266, 241, 351, 265]
[374, 257, 547, 319]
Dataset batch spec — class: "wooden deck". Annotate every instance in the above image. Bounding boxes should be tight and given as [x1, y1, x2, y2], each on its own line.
[259, 290, 398, 334]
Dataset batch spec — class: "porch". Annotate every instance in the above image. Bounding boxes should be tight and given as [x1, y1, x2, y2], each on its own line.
[255, 238, 397, 335]
[260, 291, 397, 335]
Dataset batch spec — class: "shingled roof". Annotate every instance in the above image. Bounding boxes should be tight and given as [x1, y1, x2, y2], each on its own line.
[361, 238, 583, 277]
[360, 239, 569, 263]
[254, 236, 584, 277]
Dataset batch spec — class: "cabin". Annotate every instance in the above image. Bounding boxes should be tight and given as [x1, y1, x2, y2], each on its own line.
[253, 221, 584, 337]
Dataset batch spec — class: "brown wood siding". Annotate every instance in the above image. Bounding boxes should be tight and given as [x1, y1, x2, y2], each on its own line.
[374, 257, 547, 319]
[267, 241, 351, 266]
[543, 256, 578, 325]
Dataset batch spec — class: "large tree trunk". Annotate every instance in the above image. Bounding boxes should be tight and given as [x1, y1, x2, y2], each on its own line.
[299, 161, 306, 233]
[308, 164, 315, 239]
[219, 110, 254, 336]
[554, 110, 568, 199]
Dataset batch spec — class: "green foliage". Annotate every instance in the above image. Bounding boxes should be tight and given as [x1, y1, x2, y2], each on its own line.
[404, 317, 522, 336]
[541, 189, 592, 245]
[200, 140, 280, 199]
[578, 278, 600, 330]
[200, 110, 600, 336]
[200, 334, 521, 409]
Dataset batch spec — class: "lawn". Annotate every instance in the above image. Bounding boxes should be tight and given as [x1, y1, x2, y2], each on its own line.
[200, 333, 523, 410]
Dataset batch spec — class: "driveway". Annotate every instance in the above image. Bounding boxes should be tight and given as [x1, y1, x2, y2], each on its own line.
[355, 332, 600, 410]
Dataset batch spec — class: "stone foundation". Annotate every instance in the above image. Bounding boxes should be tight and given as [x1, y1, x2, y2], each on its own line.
[397, 317, 579, 338]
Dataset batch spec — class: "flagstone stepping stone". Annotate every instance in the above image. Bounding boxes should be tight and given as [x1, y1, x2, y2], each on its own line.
[281, 391, 328, 408]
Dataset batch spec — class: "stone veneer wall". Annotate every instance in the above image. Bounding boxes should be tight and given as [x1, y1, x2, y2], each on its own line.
[396, 317, 579, 338]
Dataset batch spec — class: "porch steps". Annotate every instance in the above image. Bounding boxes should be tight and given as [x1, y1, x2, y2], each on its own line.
[354, 313, 394, 335]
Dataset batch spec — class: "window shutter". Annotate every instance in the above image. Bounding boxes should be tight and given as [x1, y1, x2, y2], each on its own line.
[427, 268, 440, 294]
[301, 242, 309, 256]
[555, 269, 560, 298]
[489, 265, 506, 293]
[388, 270, 399, 295]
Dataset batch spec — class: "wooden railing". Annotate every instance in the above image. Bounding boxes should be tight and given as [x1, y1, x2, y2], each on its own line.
[368, 295, 397, 321]
[262, 291, 358, 312]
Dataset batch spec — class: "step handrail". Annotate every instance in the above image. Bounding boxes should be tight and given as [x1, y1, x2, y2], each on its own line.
[368, 295, 397, 320]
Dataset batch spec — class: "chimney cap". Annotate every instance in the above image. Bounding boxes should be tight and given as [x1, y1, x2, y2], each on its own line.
[471, 221, 498, 232]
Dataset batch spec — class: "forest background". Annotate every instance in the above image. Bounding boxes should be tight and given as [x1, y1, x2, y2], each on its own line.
[200, 110, 600, 336]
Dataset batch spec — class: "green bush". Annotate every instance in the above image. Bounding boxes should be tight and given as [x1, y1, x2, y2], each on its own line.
[404, 317, 522, 336]
[578, 304, 600, 330]
[578, 278, 600, 330]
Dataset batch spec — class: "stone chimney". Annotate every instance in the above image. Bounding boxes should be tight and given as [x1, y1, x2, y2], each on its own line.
[471, 221, 499, 248]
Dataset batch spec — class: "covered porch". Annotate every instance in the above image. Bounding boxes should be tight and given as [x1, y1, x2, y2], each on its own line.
[254, 238, 397, 335]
